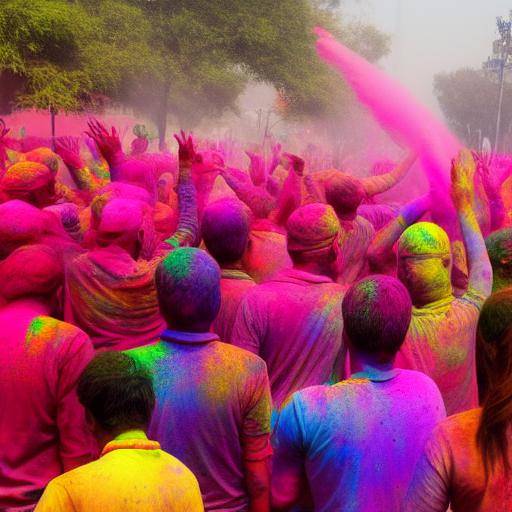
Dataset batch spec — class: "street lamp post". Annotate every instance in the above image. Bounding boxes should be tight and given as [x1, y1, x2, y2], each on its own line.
[484, 13, 512, 154]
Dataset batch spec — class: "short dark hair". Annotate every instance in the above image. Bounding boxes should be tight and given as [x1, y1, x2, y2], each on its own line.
[486, 228, 512, 278]
[155, 247, 221, 329]
[77, 352, 155, 434]
[325, 174, 365, 217]
[342, 275, 412, 358]
[201, 199, 250, 265]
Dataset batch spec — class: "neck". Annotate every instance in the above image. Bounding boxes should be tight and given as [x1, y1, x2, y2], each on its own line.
[293, 261, 330, 278]
[221, 260, 244, 271]
[350, 351, 396, 377]
[337, 211, 357, 222]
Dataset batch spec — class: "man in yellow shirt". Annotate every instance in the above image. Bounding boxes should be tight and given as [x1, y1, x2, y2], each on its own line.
[35, 352, 203, 512]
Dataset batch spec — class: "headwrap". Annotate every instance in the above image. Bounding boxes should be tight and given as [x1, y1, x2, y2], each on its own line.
[325, 174, 365, 215]
[398, 222, 450, 258]
[0, 244, 63, 300]
[22, 147, 60, 173]
[0, 200, 45, 256]
[286, 203, 340, 252]
[0, 161, 53, 192]
[98, 199, 144, 235]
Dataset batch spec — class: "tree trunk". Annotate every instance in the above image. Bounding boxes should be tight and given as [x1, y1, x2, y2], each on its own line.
[156, 84, 170, 151]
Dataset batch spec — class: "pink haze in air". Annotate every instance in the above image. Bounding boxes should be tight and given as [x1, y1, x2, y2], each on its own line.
[315, 28, 461, 235]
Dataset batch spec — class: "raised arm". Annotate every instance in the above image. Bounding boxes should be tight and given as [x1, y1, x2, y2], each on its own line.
[362, 152, 417, 197]
[164, 130, 199, 248]
[367, 194, 431, 273]
[86, 119, 126, 179]
[451, 149, 493, 299]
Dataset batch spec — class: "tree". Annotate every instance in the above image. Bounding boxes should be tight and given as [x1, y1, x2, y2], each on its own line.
[434, 68, 512, 149]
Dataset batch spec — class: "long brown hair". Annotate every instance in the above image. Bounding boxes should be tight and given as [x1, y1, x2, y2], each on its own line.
[476, 290, 512, 475]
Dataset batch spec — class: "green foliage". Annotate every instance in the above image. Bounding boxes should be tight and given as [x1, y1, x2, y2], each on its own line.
[0, 0, 389, 130]
[434, 68, 512, 146]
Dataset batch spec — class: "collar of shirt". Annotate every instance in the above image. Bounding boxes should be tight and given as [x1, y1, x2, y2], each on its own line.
[271, 267, 333, 285]
[101, 430, 160, 457]
[350, 367, 399, 383]
[221, 268, 254, 281]
[160, 329, 220, 345]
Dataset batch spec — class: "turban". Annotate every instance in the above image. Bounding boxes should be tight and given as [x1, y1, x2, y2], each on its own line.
[398, 222, 451, 258]
[23, 147, 60, 173]
[98, 198, 144, 235]
[286, 203, 340, 252]
[0, 200, 45, 254]
[0, 244, 63, 300]
[1, 162, 53, 192]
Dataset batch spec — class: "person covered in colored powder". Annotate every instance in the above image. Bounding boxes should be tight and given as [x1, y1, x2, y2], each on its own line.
[127, 248, 272, 512]
[201, 198, 256, 342]
[395, 149, 493, 415]
[0, 245, 96, 511]
[485, 227, 512, 292]
[63, 131, 198, 351]
[403, 289, 512, 511]
[272, 275, 446, 512]
[232, 203, 346, 409]
[35, 352, 203, 512]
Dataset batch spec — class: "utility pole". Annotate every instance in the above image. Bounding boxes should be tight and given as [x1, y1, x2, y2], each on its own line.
[484, 13, 512, 154]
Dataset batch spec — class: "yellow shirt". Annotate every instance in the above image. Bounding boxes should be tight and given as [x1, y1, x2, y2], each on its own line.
[35, 431, 203, 512]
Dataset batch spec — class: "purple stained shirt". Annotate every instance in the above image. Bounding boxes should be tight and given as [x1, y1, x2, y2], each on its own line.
[211, 269, 256, 343]
[231, 268, 346, 408]
[272, 369, 446, 512]
[126, 330, 271, 512]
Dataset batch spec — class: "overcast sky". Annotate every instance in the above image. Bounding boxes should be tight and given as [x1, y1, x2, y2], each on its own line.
[343, 0, 512, 112]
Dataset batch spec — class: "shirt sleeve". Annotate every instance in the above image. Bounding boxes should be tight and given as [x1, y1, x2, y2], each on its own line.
[241, 357, 272, 439]
[231, 292, 263, 354]
[56, 328, 98, 471]
[402, 426, 452, 512]
[34, 480, 75, 512]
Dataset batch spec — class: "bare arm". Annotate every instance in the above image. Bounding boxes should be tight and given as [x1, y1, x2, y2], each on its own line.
[451, 149, 493, 298]
[368, 194, 431, 273]
[362, 152, 417, 197]
[242, 435, 271, 512]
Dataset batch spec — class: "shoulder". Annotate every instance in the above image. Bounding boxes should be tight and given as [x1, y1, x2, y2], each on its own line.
[125, 341, 166, 369]
[434, 408, 481, 439]
[158, 450, 200, 484]
[211, 341, 268, 374]
[25, 316, 90, 354]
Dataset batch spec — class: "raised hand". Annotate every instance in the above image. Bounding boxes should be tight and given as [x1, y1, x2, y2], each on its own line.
[86, 118, 122, 163]
[451, 148, 476, 210]
[245, 150, 265, 186]
[174, 130, 196, 167]
[283, 152, 305, 176]
[55, 136, 83, 169]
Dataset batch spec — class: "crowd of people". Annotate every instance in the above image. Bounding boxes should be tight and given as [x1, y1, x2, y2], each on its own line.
[0, 114, 511, 512]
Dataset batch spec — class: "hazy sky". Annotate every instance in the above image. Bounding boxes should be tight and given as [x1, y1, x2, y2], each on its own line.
[343, 0, 511, 112]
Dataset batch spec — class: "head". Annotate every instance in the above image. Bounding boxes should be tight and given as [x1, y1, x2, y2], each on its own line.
[77, 352, 155, 444]
[0, 200, 45, 259]
[486, 228, 512, 292]
[286, 203, 341, 278]
[0, 244, 63, 309]
[476, 290, 512, 475]
[155, 247, 221, 332]
[325, 174, 366, 220]
[23, 147, 60, 174]
[342, 275, 412, 364]
[0, 161, 56, 207]
[96, 198, 145, 259]
[115, 158, 156, 197]
[397, 222, 452, 306]
[201, 199, 250, 267]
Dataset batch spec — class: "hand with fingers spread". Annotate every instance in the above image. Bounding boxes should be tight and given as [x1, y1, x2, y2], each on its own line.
[283, 153, 305, 177]
[86, 118, 123, 165]
[245, 150, 265, 186]
[174, 130, 196, 168]
[55, 136, 84, 170]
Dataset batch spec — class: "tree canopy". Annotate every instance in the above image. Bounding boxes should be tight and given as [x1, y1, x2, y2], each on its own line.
[0, 0, 389, 141]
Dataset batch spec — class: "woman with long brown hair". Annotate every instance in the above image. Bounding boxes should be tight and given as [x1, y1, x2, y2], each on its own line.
[403, 289, 512, 511]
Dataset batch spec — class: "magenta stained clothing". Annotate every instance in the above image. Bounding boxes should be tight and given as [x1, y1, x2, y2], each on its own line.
[126, 330, 271, 512]
[0, 304, 96, 511]
[211, 269, 256, 343]
[232, 268, 345, 408]
[273, 369, 446, 512]
[403, 408, 512, 512]
[395, 289, 485, 416]
[64, 245, 166, 351]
